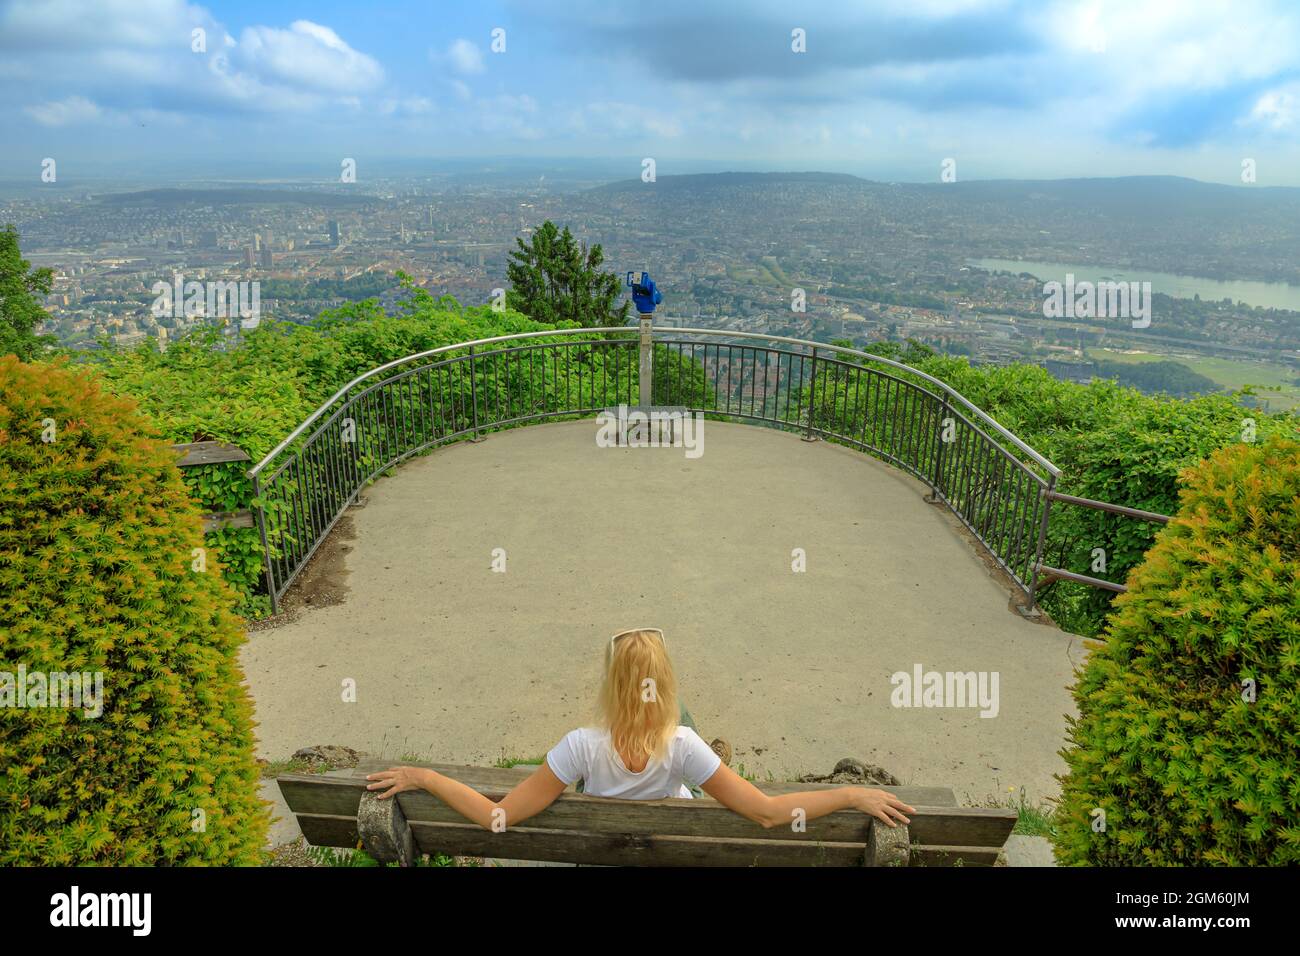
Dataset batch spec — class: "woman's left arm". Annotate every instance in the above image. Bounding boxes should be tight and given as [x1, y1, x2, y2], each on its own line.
[365, 763, 568, 831]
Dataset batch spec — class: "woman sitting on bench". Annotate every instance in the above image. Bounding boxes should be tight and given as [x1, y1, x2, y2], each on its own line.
[365, 628, 914, 832]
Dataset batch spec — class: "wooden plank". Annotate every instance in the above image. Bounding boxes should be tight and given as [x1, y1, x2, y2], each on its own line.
[279, 773, 1013, 847]
[406, 821, 867, 867]
[295, 811, 1003, 868]
[170, 441, 250, 467]
[297, 813, 359, 850]
[282, 774, 868, 844]
[910, 844, 1002, 867]
[295, 812, 867, 866]
[199, 510, 254, 533]
[351, 758, 957, 806]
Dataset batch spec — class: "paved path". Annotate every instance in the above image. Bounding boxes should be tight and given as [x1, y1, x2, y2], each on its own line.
[243, 420, 1084, 808]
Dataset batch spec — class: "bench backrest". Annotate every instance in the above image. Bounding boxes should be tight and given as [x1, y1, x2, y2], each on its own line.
[277, 759, 1017, 867]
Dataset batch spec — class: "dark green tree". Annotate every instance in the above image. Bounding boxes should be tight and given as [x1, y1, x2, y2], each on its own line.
[506, 221, 630, 328]
[0, 225, 55, 360]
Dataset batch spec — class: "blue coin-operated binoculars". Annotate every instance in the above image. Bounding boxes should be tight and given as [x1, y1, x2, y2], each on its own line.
[627, 271, 662, 406]
[626, 271, 662, 315]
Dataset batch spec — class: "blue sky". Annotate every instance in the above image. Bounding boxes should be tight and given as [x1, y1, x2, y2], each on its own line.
[4, 0, 1300, 183]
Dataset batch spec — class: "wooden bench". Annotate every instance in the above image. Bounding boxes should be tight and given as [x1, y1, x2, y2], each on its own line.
[278, 759, 1017, 867]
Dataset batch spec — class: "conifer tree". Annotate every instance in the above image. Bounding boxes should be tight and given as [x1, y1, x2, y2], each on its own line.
[506, 221, 630, 328]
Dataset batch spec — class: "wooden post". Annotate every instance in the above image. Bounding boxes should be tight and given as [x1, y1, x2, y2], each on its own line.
[357, 790, 415, 866]
[865, 821, 910, 867]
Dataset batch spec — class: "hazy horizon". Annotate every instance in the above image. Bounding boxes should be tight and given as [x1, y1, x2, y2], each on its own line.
[5, 1, 1300, 185]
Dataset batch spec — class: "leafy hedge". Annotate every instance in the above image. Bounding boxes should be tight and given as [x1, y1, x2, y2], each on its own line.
[0, 356, 267, 863]
[84, 285, 556, 616]
[1054, 437, 1300, 865]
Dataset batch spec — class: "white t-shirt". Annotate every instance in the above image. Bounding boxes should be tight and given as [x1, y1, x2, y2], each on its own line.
[545, 726, 722, 799]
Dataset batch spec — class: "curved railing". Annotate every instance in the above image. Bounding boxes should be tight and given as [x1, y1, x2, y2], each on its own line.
[248, 325, 1062, 613]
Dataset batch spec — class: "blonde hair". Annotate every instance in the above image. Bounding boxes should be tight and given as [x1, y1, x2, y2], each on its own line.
[597, 629, 679, 764]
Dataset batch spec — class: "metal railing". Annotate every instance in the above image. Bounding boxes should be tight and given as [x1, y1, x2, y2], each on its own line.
[247, 323, 1155, 615]
[1034, 491, 1170, 593]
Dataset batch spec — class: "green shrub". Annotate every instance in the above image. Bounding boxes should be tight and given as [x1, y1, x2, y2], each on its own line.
[1054, 436, 1300, 865]
[0, 356, 268, 863]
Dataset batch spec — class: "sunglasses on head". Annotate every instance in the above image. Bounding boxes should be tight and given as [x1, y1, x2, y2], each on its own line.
[608, 627, 666, 659]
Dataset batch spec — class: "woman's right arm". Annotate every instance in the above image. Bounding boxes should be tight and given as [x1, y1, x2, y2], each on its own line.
[700, 763, 914, 830]
[365, 763, 568, 831]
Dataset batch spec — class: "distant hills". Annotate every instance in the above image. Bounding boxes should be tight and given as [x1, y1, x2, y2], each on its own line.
[591, 171, 1300, 202]
[588, 171, 868, 193]
[97, 188, 377, 208]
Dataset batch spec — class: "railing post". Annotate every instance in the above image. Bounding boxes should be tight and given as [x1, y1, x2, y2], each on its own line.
[638, 314, 653, 407]
[802, 347, 819, 441]
[1025, 473, 1056, 616]
[468, 345, 485, 442]
[251, 473, 278, 615]
[926, 397, 951, 503]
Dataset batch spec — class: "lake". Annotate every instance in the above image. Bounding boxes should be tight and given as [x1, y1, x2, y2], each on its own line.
[968, 258, 1300, 312]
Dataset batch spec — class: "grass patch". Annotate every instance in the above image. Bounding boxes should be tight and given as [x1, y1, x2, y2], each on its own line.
[494, 755, 545, 769]
[306, 845, 461, 867]
[987, 787, 1058, 838]
[1087, 347, 1300, 411]
[259, 757, 323, 779]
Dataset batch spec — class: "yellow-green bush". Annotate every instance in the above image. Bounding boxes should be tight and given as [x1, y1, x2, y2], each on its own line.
[0, 356, 268, 863]
[1054, 436, 1300, 865]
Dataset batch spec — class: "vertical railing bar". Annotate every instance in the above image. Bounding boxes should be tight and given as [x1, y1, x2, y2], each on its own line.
[803, 348, 813, 433]
[967, 434, 988, 534]
[975, 439, 995, 538]
[930, 395, 951, 498]
[1027, 473, 1056, 607]
[471, 347, 482, 437]
[323, 417, 340, 517]
[285, 456, 306, 572]
[300, 441, 322, 558]
[761, 348, 770, 421]
[993, 456, 1016, 563]
[1004, 468, 1026, 573]
[849, 364, 862, 447]
[401, 373, 413, 453]
[252, 473, 277, 613]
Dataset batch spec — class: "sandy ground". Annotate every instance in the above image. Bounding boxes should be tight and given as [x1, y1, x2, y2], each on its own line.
[242, 420, 1085, 807]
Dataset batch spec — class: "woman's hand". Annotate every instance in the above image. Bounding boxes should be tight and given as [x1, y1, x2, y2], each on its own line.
[853, 788, 915, 827]
[365, 766, 429, 800]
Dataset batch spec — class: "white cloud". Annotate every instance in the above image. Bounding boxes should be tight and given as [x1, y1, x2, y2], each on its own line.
[234, 20, 384, 94]
[24, 95, 102, 126]
[0, 0, 202, 50]
[569, 101, 684, 138]
[1247, 84, 1300, 131]
[1, 1, 394, 122]
[446, 38, 485, 75]
[379, 96, 435, 117]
